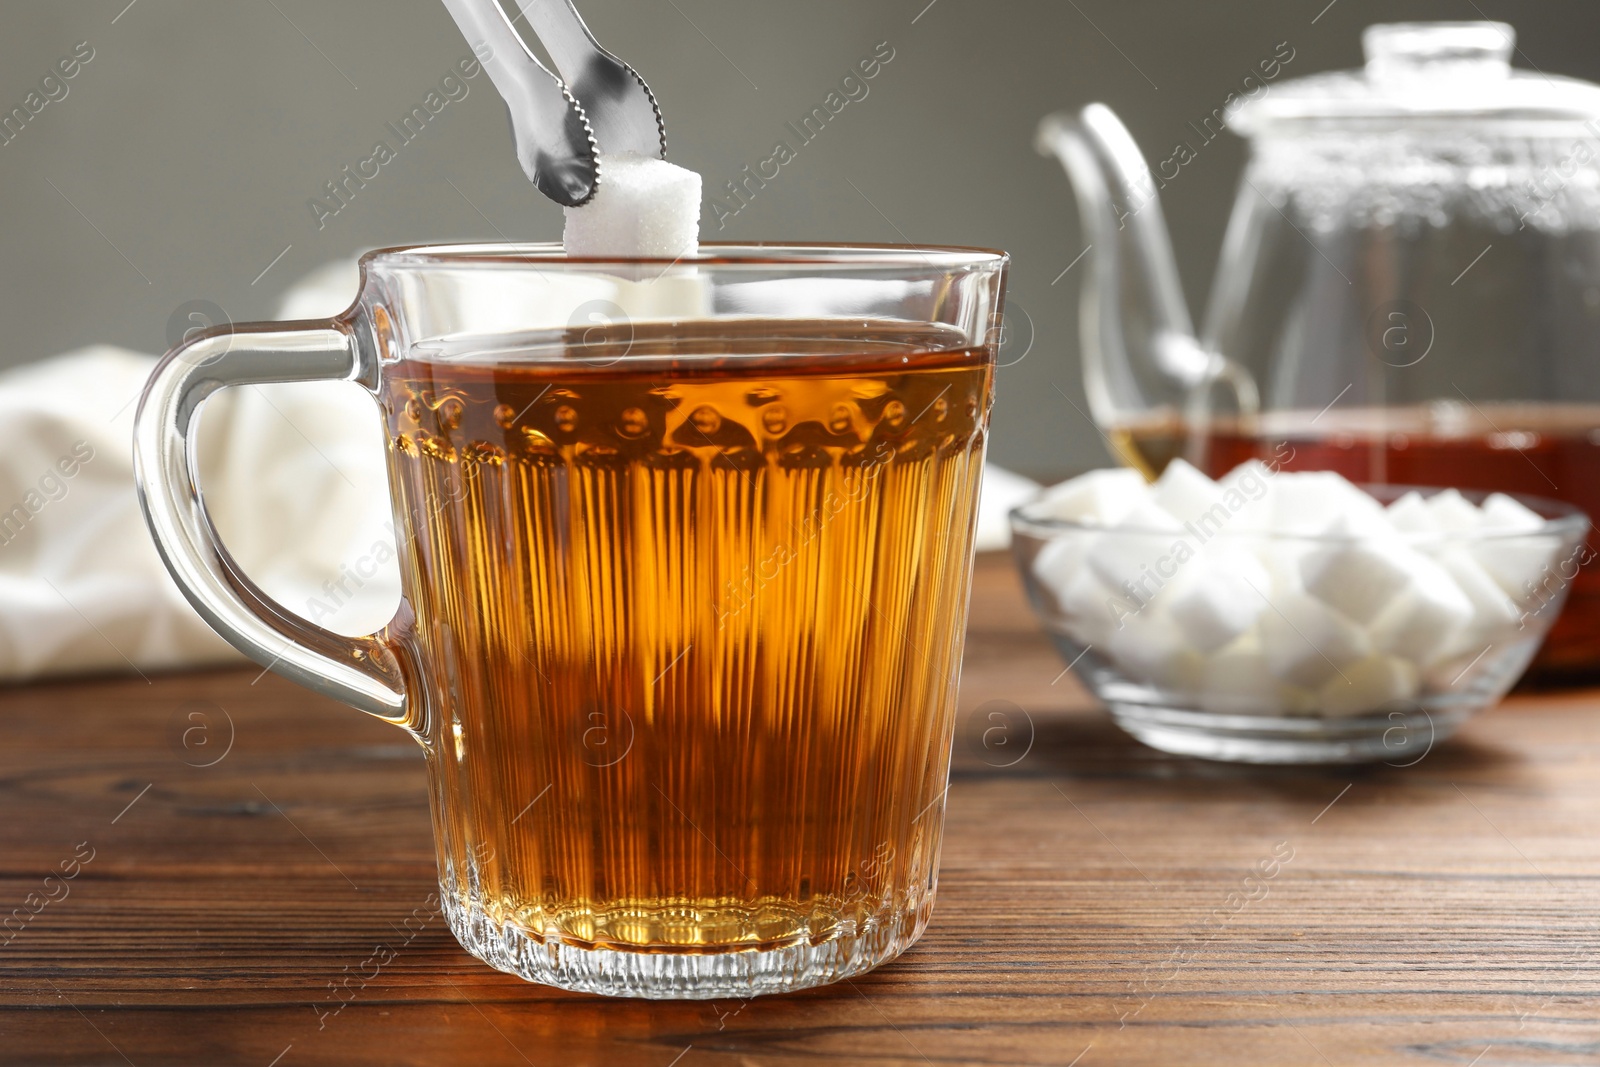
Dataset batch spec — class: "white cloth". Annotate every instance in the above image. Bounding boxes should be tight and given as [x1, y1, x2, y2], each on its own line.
[0, 263, 1033, 681]
[0, 347, 236, 678]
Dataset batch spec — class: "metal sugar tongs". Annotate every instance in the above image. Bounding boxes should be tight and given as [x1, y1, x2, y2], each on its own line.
[440, 0, 666, 206]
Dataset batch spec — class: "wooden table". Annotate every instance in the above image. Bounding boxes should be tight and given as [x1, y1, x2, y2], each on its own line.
[4, 553, 1600, 1066]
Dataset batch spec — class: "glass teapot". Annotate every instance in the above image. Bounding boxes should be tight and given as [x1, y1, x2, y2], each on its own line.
[1038, 21, 1600, 679]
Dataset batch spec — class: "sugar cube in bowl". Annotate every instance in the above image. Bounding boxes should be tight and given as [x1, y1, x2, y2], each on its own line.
[1010, 462, 1590, 764]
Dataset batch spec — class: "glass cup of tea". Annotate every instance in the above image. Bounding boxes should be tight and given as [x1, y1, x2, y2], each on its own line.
[133, 243, 1008, 999]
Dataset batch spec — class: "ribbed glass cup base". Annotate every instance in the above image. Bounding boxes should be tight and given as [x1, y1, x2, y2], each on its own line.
[441, 890, 935, 999]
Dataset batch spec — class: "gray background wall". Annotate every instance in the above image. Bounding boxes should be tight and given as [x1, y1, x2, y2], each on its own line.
[0, 0, 1590, 481]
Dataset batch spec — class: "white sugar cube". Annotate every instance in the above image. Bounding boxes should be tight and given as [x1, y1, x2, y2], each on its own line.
[1105, 616, 1203, 690]
[1033, 537, 1101, 642]
[1470, 494, 1556, 599]
[1216, 460, 1277, 531]
[1386, 491, 1440, 534]
[563, 153, 702, 259]
[1056, 567, 1137, 646]
[1038, 467, 1149, 525]
[1429, 548, 1524, 666]
[1030, 537, 1081, 614]
[1471, 532, 1560, 601]
[1298, 519, 1414, 623]
[1426, 488, 1483, 532]
[1260, 591, 1370, 688]
[1258, 541, 1310, 596]
[1151, 459, 1220, 524]
[1085, 502, 1184, 602]
[1436, 548, 1521, 631]
[1031, 535, 1088, 598]
[1155, 458, 1274, 537]
[1480, 492, 1544, 532]
[1332, 482, 1393, 536]
[1167, 549, 1269, 652]
[1267, 472, 1341, 534]
[1198, 638, 1288, 715]
[1030, 537, 1094, 588]
[1368, 551, 1474, 665]
[1271, 471, 1388, 535]
[1317, 655, 1419, 717]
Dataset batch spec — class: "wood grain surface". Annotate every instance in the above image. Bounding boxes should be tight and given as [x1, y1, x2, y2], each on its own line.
[3, 553, 1599, 1066]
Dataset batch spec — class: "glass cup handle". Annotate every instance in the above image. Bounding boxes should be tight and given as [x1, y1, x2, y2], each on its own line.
[133, 321, 415, 728]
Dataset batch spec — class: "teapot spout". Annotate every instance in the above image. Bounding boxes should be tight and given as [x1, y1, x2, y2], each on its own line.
[1037, 104, 1255, 474]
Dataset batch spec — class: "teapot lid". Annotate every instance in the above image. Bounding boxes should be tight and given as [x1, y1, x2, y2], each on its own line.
[1232, 22, 1600, 133]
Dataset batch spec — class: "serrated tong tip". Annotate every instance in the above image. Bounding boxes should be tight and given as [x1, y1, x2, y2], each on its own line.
[440, 0, 666, 207]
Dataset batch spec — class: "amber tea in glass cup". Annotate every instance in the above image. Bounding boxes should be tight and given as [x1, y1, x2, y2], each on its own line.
[134, 243, 1008, 998]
